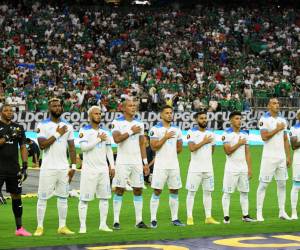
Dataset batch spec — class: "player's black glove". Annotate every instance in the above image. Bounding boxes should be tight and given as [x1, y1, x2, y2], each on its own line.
[20, 162, 28, 182]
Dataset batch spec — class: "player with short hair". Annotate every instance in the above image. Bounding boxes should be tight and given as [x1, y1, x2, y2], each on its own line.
[222, 111, 255, 224]
[149, 105, 185, 228]
[0, 104, 31, 236]
[289, 109, 300, 220]
[78, 106, 115, 233]
[257, 98, 291, 221]
[34, 98, 77, 236]
[186, 111, 220, 225]
[111, 99, 149, 230]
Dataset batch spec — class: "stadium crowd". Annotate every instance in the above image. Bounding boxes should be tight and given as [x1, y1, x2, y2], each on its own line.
[0, 2, 299, 113]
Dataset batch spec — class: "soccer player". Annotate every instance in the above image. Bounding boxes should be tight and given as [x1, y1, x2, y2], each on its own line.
[222, 111, 255, 224]
[111, 99, 149, 229]
[78, 106, 115, 233]
[0, 104, 31, 236]
[289, 109, 300, 220]
[256, 98, 291, 221]
[34, 98, 76, 236]
[186, 111, 220, 225]
[149, 105, 185, 228]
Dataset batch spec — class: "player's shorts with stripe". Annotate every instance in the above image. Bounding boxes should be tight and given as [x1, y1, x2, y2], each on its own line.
[223, 172, 249, 193]
[259, 157, 288, 182]
[112, 164, 144, 188]
[151, 168, 182, 190]
[186, 171, 214, 192]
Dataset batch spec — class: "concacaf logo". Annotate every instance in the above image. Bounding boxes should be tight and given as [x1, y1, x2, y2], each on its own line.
[259, 122, 263, 126]
[36, 128, 40, 133]
[187, 134, 190, 139]
[222, 136, 225, 141]
[149, 131, 154, 136]
[79, 133, 84, 138]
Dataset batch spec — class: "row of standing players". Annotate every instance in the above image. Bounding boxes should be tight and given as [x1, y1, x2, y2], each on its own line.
[0, 97, 299, 236]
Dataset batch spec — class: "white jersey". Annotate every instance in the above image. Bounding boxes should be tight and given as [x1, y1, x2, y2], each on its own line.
[112, 115, 144, 165]
[258, 112, 287, 159]
[290, 123, 300, 164]
[37, 118, 74, 170]
[222, 128, 248, 173]
[78, 125, 111, 172]
[149, 122, 182, 170]
[187, 127, 215, 173]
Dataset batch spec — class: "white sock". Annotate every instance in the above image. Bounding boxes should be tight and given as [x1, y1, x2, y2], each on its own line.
[57, 197, 68, 228]
[113, 194, 122, 223]
[256, 181, 268, 214]
[99, 199, 109, 227]
[78, 200, 88, 229]
[186, 191, 195, 218]
[150, 193, 160, 221]
[133, 195, 143, 225]
[240, 192, 249, 216]
[203, 191, 212, 218]
[291, 182, 300, 215]
[169, 193, 179, 221]
[37, 199, 47, 228]
[277, 180, 286, 214]
[222, 192, 230, 217]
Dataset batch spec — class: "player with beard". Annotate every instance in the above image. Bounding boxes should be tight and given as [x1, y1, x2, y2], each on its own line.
[34, 98, 76, 236]
[0, 104, 31, 236]
[185, 111, 220, 225]
[78, 106, 115, 233]
[149, 105, 185, 228]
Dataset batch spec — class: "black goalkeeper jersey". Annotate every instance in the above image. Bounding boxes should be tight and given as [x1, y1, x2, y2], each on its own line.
[0, 121, 26, 175]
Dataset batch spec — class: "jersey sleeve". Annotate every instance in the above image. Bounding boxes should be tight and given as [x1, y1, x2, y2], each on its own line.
[222, 132, 230, 144]
[244, 133, 249, 145]
[283, 118, 288, 133]
[177, 128, 183, 141]
[258, 117, 268, 131]
[149, 127, 159, 140]
[210, 131, 216, 146]
[78, 128, 87, 144]
[111, 120, 121, 134]
[67, 125, 74, 141]
[18, 125, 26, 147]
[289, 127, 297, 138]
[36, 122, 47, 139]
[105, 131, 112, 146]
[187, 130, 194, 144]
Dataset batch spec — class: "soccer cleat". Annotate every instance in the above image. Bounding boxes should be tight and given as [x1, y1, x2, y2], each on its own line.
[57, 226, 75, 235]
[256, 212, 264, 222]
[291, 214, 298, 220]
[187, 217, 194, 225]
[172, 219, 186, 227]
[279, 212, 291, 220]
[205, 217, 220, 224]
[223, 216, 230, 224]
[150, 220, 157, 228]
[33, 227, 44, 236]
[16, 227, 32, 236]
[242, 215, 256, 222]
[135, 221, 149, 229]
[99, 225, 113, 232]
[79, 227, 87, 234]
[113, 222, 120, 230]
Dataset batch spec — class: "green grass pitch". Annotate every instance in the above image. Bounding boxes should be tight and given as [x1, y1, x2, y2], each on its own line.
[0, 146, 299, 249]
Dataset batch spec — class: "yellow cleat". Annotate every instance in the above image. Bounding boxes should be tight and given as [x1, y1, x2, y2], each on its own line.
[205, 217, 220, 225]
[33, 227, 44, 236]
[187, 217, 194, 225]
[99, 226, 113, 232]
[57, 226, 75, 235]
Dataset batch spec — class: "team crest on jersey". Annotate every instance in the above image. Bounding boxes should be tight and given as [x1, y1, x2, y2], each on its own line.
[150, 131, 154, 136]
[36, 128, 40, 133]
[79, 133, 84, 138]
[259, 122, 263, 126]
[222, 136, 225, 141]
[289, 132, 293, 137]
[187, 134, 190, 139]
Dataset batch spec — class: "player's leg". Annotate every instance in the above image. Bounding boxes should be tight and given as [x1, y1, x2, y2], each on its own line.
[168, 169, 184, 226]
[202, 173, 219, 224]
[291, 181, 300, 220]
[97, 171, 112, 231]
[150, 169, 166, 228]
[185, 172, 200, 225]
[222, 172, 237, 224]
[238, 174, 255, 222]
[131, 164, 147, 228]
[275, 160, 290, 220]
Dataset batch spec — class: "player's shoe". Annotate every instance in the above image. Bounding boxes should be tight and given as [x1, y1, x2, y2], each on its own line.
[223, 216, 230, 224]
[242, 215, 256, 222]
[279, 212, 291, 220]
[187, 217, 194, 225]
[172, 219, 185, 227]
[16, 227, 32, 236]
[57, 226, 75, 235]
[33, 227, 44, 236]
[79, 227, 87, 234]
[291, 213, 298, 220]
[205, 217, 220, 224]
[136, 221, 149, 229]
[256, 212, 264, 222]
[150, 220, 157, 228]
[113, 222, 121, 230]
[99, 225, 113, 232]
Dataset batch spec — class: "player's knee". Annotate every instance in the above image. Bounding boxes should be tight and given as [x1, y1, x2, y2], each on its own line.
[133, 188, 142, 196]
[11, 193, 21, 200]
[169, 189, 178, 194]
[222, 192, 231, 199]
[154, 189, 162, 196]
[276, 180, 286, 189]
[258, 181, 268, 191]
[115, 187, 124, 196]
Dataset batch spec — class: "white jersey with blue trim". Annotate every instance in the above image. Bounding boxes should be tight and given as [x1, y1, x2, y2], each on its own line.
[111, 115, 144, 165]
[258, 112, 287, 159]
[149, 122, 182, 170]
[187, 127, 215, 173]
[37, 118, 74, 170]
[222, 128, 248, 173]
[290, 122, 300, 163]
[78, 125, 111, 172]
